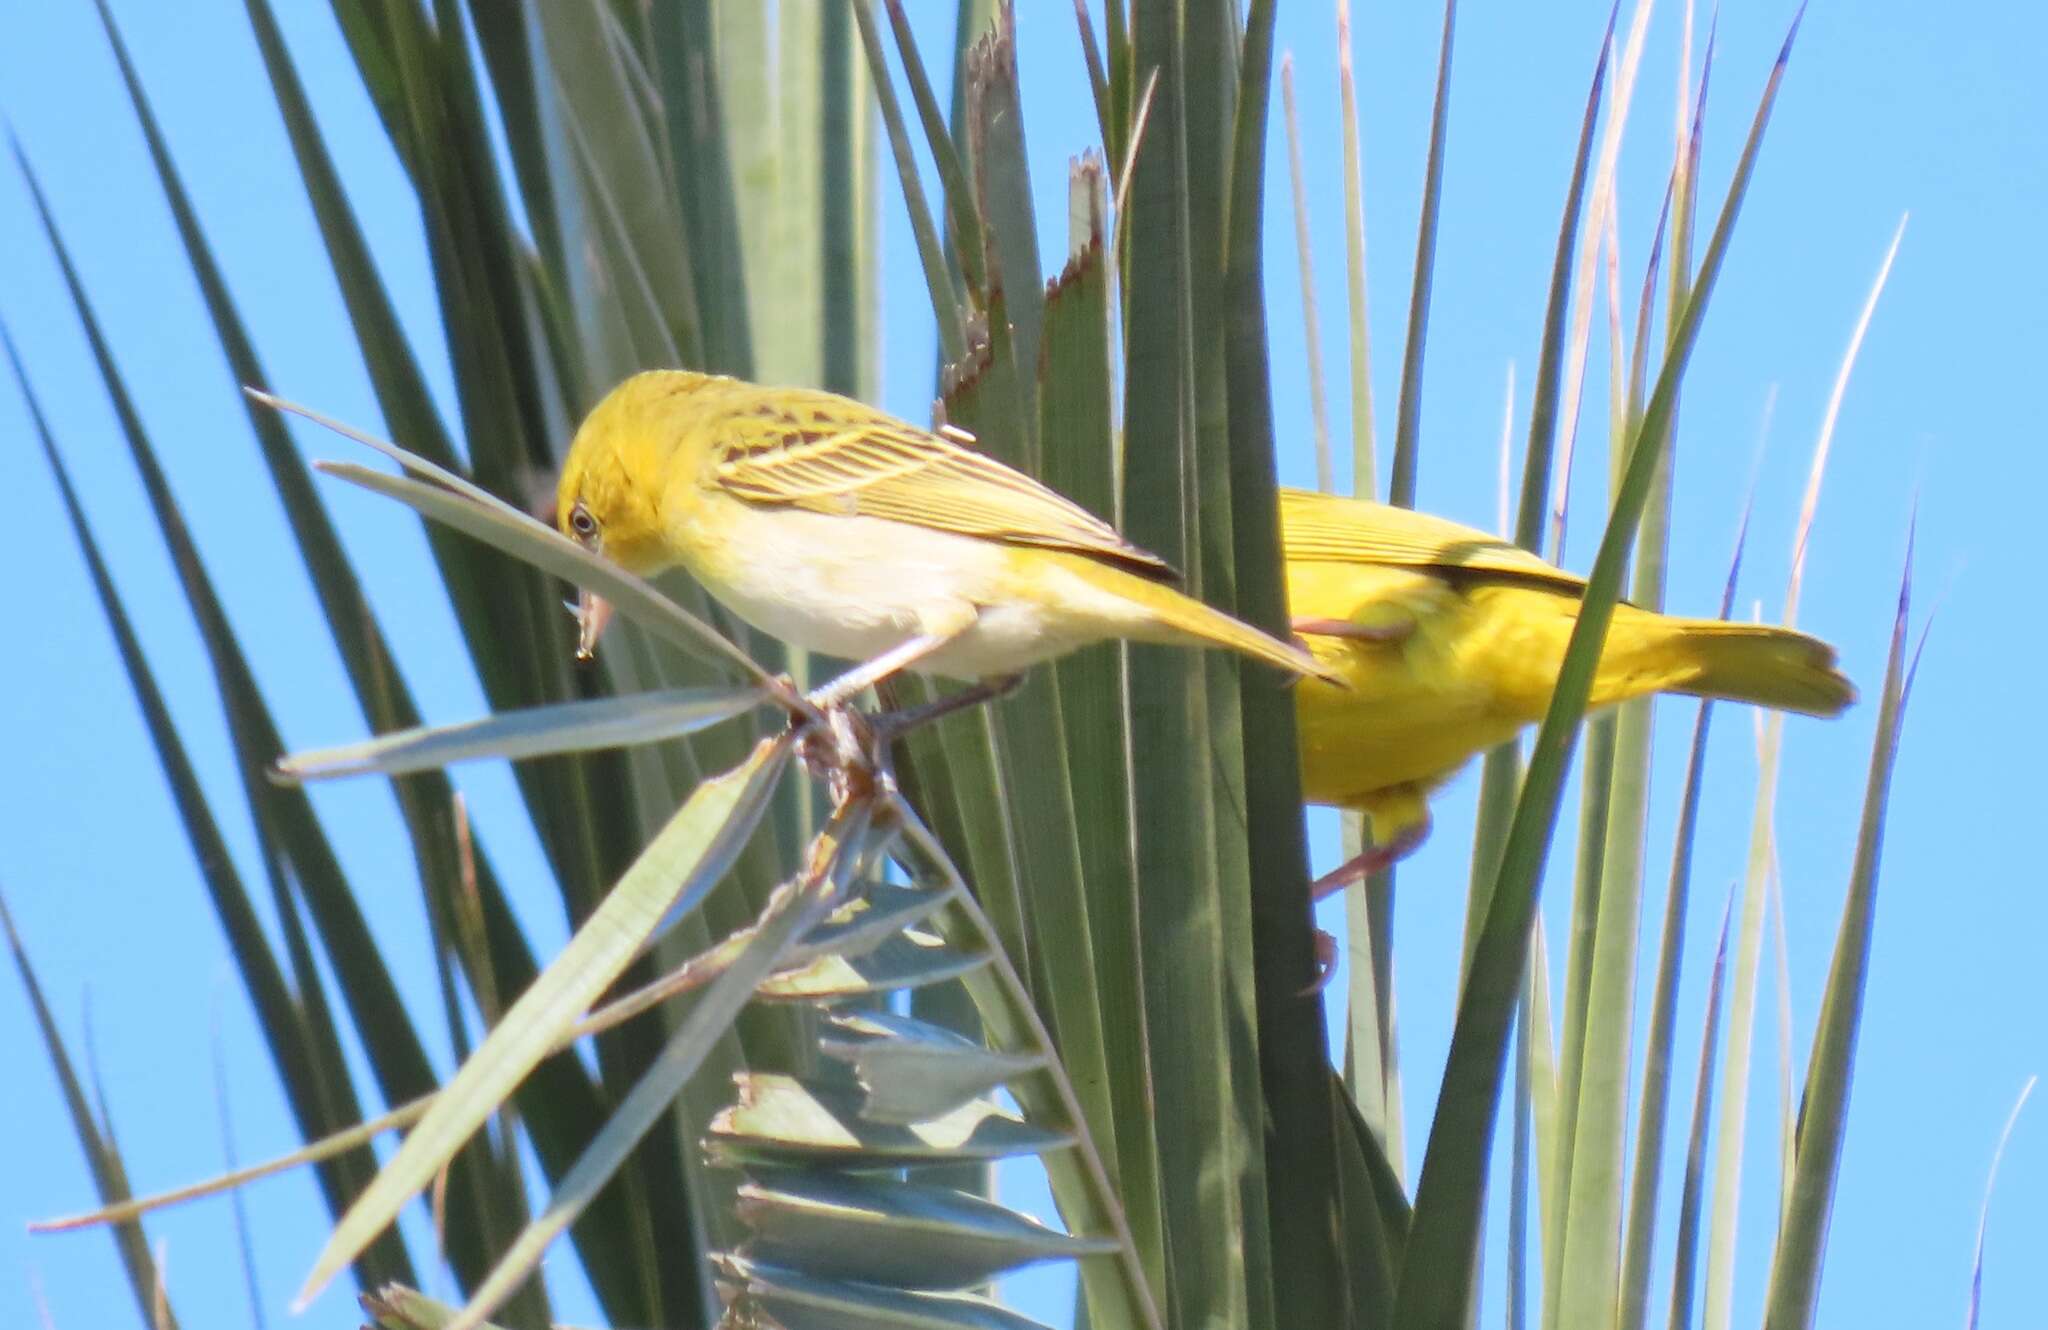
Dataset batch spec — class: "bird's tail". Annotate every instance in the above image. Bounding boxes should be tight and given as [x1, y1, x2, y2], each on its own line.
[1074, 557, 1344, 685]
[1631, 613, 1856, 717]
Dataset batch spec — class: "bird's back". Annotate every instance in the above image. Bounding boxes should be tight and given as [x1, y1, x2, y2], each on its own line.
[1279, 487, 1583, 591]
[689, 375, 1179, 580]
[1282, 489, 1853, 809]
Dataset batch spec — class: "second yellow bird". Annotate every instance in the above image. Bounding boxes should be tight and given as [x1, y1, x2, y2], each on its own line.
[1284, 487, 1854, 893]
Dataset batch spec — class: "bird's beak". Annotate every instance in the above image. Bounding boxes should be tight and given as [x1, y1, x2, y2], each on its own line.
[574, 588, 615, 661]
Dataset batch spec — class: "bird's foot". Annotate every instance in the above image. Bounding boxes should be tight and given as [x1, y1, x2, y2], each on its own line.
[1309, 814, 1433, 901]
[1299, 927, 1341, 997]
[791, 672, 1023, 809]
[806, 616, 976, 712]
[794, 701, 895, 806]
[869, 674, 1024, 746]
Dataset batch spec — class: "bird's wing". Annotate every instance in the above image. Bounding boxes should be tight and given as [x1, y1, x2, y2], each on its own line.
[1280, 487, 1583, 591]
[709, 390, 1177, 580]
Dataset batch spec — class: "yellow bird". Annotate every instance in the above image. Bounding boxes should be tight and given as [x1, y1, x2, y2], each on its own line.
[1283, 487, 1855, 895]
[554, 371, 1338, 702]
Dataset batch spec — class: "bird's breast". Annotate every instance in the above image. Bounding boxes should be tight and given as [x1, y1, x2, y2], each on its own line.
[674, 498, 1103, 676]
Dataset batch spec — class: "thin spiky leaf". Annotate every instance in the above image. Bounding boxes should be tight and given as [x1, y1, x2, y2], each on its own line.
[443, 799, 871, 1330]
[854, 0, 968, 363]
[817, 1010, 1047, 1126]
[1761, 545, 1915, 1328]
[1225, 6, 1346, 1328]
[1704, 202, 1901, 1330]
[1667, 891, 1736, 1330]
[1393, 23, 1801, 1320]
[1965, 1077, 2037, 1330]
[890, 804, 1163, 1330]
[714, 1254, 1054, 1330]
[2, 893, 183, 1329]
[1387, 0, 1456, 509]
[86, 34, 620, 1272]
[7, 331, 410, 1289]
[1617, 502, 1752, 1330]
[733, 1171, 1118, 1289]
[277, 687, 763, 782]
[884, 0, 988, 297]
[295, 737, 790, 1307]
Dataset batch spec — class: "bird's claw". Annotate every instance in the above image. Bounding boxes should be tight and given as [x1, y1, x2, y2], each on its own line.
[1298, 927, 1340, 997]
[793, 698, 897, 807]
[1309, 815, 1433, 901]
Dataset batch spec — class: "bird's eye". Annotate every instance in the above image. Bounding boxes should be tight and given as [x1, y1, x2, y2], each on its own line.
[569, 502, 599, 542]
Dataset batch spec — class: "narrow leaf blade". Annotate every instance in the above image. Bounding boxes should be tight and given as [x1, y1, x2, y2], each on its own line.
[277, 687, 764, 782]
[295, 737, 791, 1305]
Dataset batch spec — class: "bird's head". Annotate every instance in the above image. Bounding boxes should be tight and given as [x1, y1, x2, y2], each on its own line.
[555, 370, 718, 658]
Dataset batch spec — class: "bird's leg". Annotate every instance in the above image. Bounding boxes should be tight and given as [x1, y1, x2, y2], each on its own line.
[858, 674, 1024, 800]
[1291, 614, 1414, 644]
[870, 673, 1025, 745]
[1299, 809, 1432, 994]
[1309, 810, 1433, 901]
[805, 605, 979, 711]
[806, 637, 949, 710]
[1292, 617, 1404, 641]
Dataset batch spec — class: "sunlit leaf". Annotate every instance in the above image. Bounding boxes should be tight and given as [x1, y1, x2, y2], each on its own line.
[295, 736, 791, 1307]
[734, 1171, 1118, 1289]
[6, 328, 413, 1289]
[1965, 1077, 2037, 1330]
[1618, 500, 1752, 1330]
[359, 1285, 509, 1330]
[276, 687, 765, 782]
[1761, 545, 1916, 1329]
[2, 892, 181, 1328]
[818, 1010, 1046, 1127]
[714, 1253, 1053, 1330]
[754, 929, 990, 1003]
[706, 1074, 1073, 1172]
[445, 798, 873, 1330]
[1395, 20, 1803, 1320]
[301, 449, 765, 685]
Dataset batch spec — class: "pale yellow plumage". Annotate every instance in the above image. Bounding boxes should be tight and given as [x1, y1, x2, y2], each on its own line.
[554, 374, 1851, 895]
[555, 371, 1336, 686]
[1281, 487, 1855, 891]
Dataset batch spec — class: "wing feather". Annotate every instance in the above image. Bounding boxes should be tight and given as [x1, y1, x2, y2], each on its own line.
[711, 389, 1176, 579]
[1280, 487, 1583, 590]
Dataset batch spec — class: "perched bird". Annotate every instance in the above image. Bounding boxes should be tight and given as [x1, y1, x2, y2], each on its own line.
[1283, 487, 1855, 895]
[554, 371, 1337, 703]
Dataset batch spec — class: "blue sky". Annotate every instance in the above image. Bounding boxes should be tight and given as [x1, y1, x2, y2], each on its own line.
[2, 2, 2042, 1328]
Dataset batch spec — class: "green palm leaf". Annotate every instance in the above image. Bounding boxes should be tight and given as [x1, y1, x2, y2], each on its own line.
[11, 6, 1918, 1330]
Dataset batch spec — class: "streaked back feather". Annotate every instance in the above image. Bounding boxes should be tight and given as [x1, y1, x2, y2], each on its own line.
[702, 379, 1178, 581]
[1280, 487, 1581, 590]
